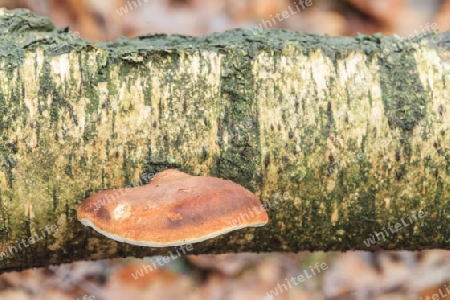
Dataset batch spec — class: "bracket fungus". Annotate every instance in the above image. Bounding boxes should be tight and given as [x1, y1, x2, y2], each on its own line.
[77, 169, 269, 247]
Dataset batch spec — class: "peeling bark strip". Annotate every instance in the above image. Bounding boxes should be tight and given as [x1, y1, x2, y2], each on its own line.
[0, 9, 450, 271]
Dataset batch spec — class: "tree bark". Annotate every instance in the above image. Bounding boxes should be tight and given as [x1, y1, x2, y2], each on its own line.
[0, 8, 450, 272]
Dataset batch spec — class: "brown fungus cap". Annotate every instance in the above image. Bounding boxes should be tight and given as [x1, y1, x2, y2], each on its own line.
[77, 169, 269, 247]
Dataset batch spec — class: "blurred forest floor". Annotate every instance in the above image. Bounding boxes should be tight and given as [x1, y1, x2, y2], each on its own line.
[0, 0, 450, 299]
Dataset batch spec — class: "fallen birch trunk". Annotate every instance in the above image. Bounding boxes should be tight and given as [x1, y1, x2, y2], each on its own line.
[0, 8, 449, 272]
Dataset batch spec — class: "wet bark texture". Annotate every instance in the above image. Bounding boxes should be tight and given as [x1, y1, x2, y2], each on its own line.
[0, 8, 450, 272]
